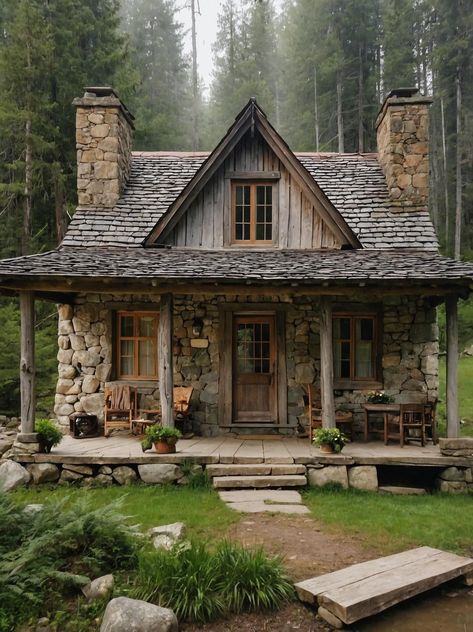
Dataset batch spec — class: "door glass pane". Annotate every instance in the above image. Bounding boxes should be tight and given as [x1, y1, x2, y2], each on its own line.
[139, 339, 156, 377]
[237, 321, 271, 374]
[120, 315, 134, 337]
[236, 325, 254, 373]
[234, 185, 251, 241]
[255, 185, 272, 241]
[355, 318, 373, 377]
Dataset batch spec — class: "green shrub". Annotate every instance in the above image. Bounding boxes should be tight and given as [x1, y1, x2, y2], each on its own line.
[0, 493, 139, 628]
[215, 540, 294, 613]
[133, 539, 293, 623]
[36, 418, 63, 448]
[134, 542, 225, 623]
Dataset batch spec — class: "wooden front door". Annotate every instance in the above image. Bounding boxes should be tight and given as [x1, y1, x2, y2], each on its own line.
[233, 315, 276, 423]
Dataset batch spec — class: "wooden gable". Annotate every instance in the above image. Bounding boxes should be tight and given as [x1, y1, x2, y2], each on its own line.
[145, 100, 360, 250]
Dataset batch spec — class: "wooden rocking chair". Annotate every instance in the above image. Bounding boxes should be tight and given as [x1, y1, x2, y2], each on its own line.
[104, 385, 136, 437]
[174, 386, 193, 434]
[306, 384, 354, 442]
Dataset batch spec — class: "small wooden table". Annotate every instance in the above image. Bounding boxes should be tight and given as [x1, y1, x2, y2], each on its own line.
[363, 403, 400, 444]
[131, 419, 156, 436]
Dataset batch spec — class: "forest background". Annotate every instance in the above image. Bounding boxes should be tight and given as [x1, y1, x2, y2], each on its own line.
[0, 0, 472, 415]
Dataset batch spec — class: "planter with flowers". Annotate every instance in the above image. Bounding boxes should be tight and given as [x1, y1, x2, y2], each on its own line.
[312, 427, 347, 454]
[143, 424, 182, 454]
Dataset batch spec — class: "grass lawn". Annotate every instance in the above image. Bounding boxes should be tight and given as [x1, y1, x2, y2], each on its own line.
[11, 484, 239, 539]
[439, 355, 473, 436]
[304, 487, 473, 555]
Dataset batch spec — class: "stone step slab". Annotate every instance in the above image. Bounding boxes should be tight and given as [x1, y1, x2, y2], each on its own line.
[219, 489, 304, 503]
[206, 463, 306, 477]
[379, 485, 427, 495]
[227, 501, 310, 514]
[212, 474, 307, 489]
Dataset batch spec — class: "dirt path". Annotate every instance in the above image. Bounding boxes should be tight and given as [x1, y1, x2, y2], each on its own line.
[182, 512, 379, 631]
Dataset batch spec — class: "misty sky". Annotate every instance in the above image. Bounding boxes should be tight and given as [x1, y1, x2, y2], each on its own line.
[179, 0, 283, 94]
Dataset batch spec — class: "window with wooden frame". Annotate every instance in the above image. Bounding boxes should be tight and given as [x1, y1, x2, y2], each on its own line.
[232, 181, 274, 244]
[117, 311, 158, 379]
[333, 313, 379, 385]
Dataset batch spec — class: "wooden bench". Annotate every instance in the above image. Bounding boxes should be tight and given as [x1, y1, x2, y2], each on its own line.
[295, 546, 473, 627]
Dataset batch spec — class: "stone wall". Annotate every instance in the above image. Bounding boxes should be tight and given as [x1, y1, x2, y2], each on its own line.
[376, 90, 432, 210]
[54, 293, 438, 437]
[74, 89, 134, 209]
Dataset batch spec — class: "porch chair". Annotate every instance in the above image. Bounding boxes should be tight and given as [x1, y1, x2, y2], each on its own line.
[173, 386, 194, 434]
[424, 402, 437, 444]
[306, 384, 354, 442]
[399, 403, 426, 448]
[104, 385, 137, 437]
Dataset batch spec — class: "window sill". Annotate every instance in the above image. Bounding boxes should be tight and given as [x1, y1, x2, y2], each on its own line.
[334, 380, 383, 392]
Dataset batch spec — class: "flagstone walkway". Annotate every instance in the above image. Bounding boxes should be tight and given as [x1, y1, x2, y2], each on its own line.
[218, 489, 310, 514]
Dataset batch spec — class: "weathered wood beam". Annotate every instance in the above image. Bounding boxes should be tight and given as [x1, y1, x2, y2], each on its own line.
[0, 279, 465, 298]
[158, 293, 174, 427]
[446, 294, 459, 438]
[320, 296, 335, 428]
[19, 291, 35, 434]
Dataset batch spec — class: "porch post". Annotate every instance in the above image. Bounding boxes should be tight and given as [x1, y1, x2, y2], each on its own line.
[19, 291, 36, 435]
[320, 296, 336, 428]
[159, 292, 174, 427]
[446, 294, 459, 438]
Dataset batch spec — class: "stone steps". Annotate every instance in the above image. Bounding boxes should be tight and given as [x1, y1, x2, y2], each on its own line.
[379, 485, 427, 495]
[212, 474, 307, 489]
[207, 463, 305, 477]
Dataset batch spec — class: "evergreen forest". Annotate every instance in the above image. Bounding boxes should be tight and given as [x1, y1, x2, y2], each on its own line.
[0, 0, 472, 415]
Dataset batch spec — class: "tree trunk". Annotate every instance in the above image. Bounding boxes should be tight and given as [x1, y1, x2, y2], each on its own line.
[440, 96, 449, 250]
[319, 297, 335, 428]
[314, 66, 320, 152]
[358, 45, 364, 153]
[23, 116, 33, 255]
[454, 74, 462, 260]
[158, 293, 174, 427]
[20, 291, 35, 434]
[191, 0, 199, 151]
[336, 71, 344, 153]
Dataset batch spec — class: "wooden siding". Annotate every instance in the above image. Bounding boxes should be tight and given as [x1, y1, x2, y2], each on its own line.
[165, 130, 344, 249]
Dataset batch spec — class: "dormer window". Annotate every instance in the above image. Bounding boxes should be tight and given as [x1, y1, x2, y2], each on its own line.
[232, 182, 273, 244]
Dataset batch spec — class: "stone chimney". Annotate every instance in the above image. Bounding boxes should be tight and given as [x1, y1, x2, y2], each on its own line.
[376, 87, 432, 210]
[73, 87, 134, 208]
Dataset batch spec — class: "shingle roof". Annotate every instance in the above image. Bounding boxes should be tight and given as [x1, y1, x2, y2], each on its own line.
[62, 152, 438, 250]
[0, 246, 470, 284]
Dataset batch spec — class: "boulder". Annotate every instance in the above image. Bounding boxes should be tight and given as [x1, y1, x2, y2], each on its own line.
[91, 474, 113, 487]
[348, 466, 378, 491]
[438, 467, 465, 482]
[82, 375, 100, 394]
[148, 522, 186, 541]
[138, 464, 181, 484]
[98, 465, 113, 475]
[100, 597, 178, 632]
[0, 436, 15, 456]
[307, 465, 348, 489]
[23, 503, 44, 515]
[152, 534, 176, 551]
[59, 469, 83, 484]
[82, 574, 114, 600]
[63, 463, 94, 476]
[27, 463, 60, 484]
[0, 460, 31, 491]
[113, 466, 137, 486]
[35, 617, 52, 632]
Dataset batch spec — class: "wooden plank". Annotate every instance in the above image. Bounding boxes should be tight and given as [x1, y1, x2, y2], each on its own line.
[218, 309, 233, 426]
[158, 293, 174, 426]
[19, 291, 35, 434]
[234, 440, 264, 463]
[321, 549, 473, 624]
[296, 546, 473, 625]
[263, 440, 293, 463]
[301, 194, 313, 249]
[276, 310, 288, 427]
[446, 294, 459, 437]
[320, 297, 335, 428]
[215, 437, 244, 463]
[224, 171, 280, 180]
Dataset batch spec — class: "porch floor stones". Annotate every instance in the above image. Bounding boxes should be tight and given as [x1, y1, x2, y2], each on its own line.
[218, 489, 310, 514]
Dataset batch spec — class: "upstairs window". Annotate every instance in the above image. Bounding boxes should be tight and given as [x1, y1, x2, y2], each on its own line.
[333, 314, 378, 383]
[117, 311, 158, 379]
[232, 182, 273, 244]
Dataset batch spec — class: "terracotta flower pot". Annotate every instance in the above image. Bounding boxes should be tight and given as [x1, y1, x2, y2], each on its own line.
[319, 443, 335, 454]
[154, 438, 178, 454]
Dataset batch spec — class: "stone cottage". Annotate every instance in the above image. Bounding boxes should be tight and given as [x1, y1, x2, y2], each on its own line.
[0, 85, 472, 446]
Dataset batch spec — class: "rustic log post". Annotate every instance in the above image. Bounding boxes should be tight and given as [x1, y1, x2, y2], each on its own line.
[158, 292, 174, 427]
[320, 296, 336, 428]
[19, 291, 36, 435]
[446, 294, 459, 438]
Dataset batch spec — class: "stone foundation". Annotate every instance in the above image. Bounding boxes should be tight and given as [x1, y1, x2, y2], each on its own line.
[54, 293, 439, 437]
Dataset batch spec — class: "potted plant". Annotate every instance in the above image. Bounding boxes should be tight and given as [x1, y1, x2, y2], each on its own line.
[36, 418, 63, 453]
[312, 427, 347, 454]
[144, 424, 182, 454]
[367, 390, 394, 404]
